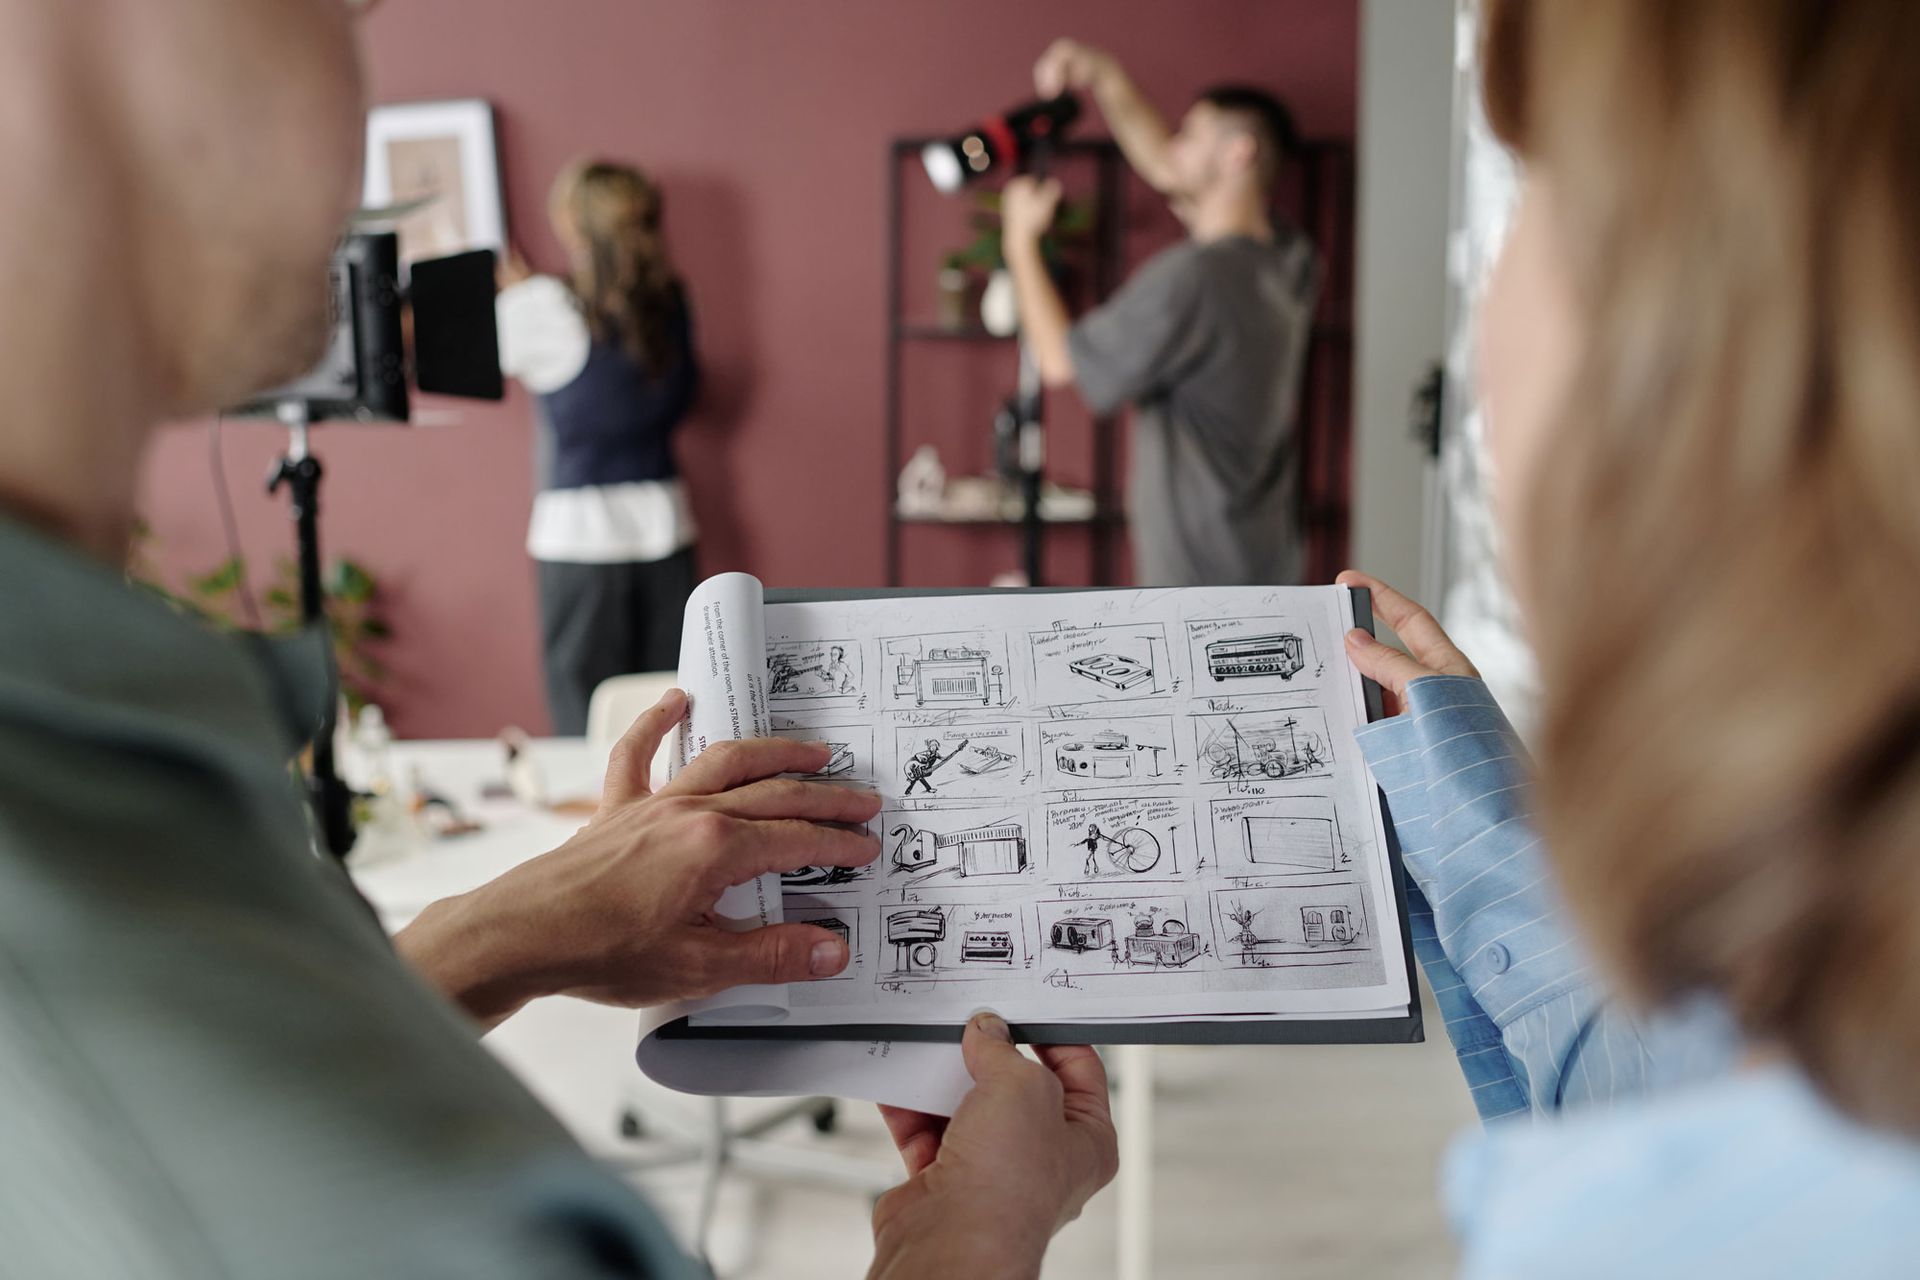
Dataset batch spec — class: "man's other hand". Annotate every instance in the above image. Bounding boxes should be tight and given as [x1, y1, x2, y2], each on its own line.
[1001, 176, 1065, 247]
[396, 690, 883, 1028]
[868, 1014, 1117, 1280]
[1034, 38, 1115, 99]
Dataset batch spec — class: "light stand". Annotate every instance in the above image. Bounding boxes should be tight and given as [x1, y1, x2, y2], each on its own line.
[1014, 342, 1046, 586]
[267, 401, 356, 860]
[1011, 136, 1060, 588]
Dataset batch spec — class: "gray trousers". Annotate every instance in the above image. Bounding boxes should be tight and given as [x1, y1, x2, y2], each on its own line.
[536, 548, 696, 736]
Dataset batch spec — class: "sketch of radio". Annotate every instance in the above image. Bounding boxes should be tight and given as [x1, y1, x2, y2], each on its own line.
[960, 930, 1015, 964]
[1069, 652, 1153, 691]
[1205, 633, 1306, 681]
[1123, 916, 1200, 968]
[885, 909, 946, 972]
[894, 647, 1006, 706]
[1048, 916, 1116, 953]
[890, 820, 1029, 878]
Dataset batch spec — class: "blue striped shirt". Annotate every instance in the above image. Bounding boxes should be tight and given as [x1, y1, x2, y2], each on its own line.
[1355, 676, 1920, 1276]
[1354, 676, 1737, 1119]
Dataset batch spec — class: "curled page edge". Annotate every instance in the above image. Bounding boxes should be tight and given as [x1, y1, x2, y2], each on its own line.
[670, 572, 789, 1023]
[636, 1020, 974, 1118]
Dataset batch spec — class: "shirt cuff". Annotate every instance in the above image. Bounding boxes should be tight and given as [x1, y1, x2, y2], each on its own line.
[1356, 676, 1593, 1025]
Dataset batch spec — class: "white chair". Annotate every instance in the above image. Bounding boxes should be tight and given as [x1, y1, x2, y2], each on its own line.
[584, 673, 900, 1263]
[584, 671, 684, 786]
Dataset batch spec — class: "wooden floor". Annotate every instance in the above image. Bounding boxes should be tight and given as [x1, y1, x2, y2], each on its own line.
[486, 984, 1476, 1279]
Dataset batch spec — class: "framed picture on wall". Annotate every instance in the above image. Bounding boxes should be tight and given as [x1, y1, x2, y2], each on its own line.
[362, 99, 506, 265]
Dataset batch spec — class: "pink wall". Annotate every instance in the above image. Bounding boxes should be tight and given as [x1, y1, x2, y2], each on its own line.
[138, 0, 1357, 738]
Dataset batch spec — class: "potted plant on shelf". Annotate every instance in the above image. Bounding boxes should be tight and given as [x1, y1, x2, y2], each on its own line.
[939, 190, 1094, 335]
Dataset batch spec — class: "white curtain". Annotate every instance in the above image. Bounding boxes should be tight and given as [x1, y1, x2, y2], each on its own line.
[1434, 0, 1539, 739]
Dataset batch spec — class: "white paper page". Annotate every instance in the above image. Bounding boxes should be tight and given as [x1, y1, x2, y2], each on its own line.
[635, 1034, 974, 1117]
[700, 585, 1409, 1028]
[668, 571, 786, 1021]
[641, 573, 971, 1107]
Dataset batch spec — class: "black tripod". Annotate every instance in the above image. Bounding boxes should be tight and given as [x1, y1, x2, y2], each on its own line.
[267, 403, 357, 860]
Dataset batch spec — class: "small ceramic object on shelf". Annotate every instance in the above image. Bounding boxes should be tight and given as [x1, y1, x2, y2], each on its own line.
[980, 268, 1019, 336]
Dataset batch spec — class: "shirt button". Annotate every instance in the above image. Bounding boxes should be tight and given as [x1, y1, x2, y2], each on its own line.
[1485, 944, 1511, 975]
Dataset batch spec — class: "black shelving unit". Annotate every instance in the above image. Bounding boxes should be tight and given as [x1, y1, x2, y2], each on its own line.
[883, 137, 1129, 588]
[881, 133, 1356, 589]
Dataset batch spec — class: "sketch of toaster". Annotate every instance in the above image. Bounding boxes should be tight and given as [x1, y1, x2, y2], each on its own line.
[810, 917, 852, 946]
[815, 742, 854, 777]
[1055, 730, 1134, 778]
[894, 647, 1005, 706]
[1068, 652, 1153, 691]
[1123, 918, 1200, 967]
[1049, 917, 1115, 952]
[960, 930, 1015, 963]
[1205, 633, 1306, 681]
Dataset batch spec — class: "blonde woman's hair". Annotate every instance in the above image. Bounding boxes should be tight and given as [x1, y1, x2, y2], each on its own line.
[1483, 0, 1920, 1133]
[550, 159, 682, 376]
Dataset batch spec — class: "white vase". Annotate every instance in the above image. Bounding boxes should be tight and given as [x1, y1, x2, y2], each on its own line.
[980, 267, 1019, 336]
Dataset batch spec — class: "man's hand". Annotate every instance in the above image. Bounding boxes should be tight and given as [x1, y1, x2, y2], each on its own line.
[396, 690, 883, 1029]
[1336, 570, 1481, 718]
[868, 1014, 1118, 1280]
[1000, 175, 1064, 248]
[1033, 38, 1116, 99]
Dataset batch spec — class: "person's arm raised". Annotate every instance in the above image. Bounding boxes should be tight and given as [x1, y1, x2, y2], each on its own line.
[1001, 176, 1076, 388]
[395, 690, 883, 1032]
[1034, 39, 1179, 194]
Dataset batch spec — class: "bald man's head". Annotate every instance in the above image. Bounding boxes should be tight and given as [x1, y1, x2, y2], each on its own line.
[0, 0, 366, 418]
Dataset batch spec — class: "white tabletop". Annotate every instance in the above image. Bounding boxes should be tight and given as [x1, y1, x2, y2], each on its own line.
[349, 737, 604, 926]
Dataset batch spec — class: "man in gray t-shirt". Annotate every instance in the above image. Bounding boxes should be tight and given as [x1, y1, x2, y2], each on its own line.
[1004, 41, 1320, 586]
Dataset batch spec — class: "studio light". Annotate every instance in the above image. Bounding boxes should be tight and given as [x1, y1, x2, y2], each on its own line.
[920, 93, 1082, 192]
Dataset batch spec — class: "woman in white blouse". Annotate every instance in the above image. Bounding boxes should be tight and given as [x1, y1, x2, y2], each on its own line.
[497, 159, 700, 734]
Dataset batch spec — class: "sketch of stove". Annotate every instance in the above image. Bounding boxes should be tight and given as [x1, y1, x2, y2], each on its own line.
[1028, 622, 1172, 703]
[1069, 652, 1154, 691]
[960, 929, 1016, 964]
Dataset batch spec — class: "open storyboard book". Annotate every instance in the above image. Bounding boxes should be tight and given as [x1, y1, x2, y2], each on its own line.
[635, 574, 1420, 1111]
